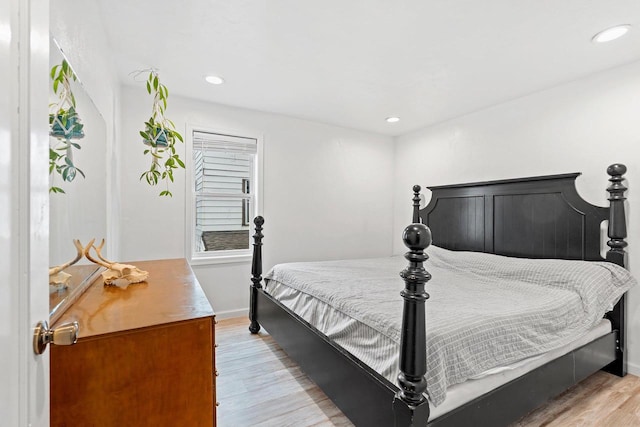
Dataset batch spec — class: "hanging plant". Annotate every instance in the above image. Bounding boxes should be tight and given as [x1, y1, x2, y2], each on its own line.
[49, 59, 85, 194]
[139, 70, 185, 197]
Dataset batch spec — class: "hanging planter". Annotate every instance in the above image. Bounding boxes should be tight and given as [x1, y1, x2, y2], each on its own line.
[50, 106, 85, 140]
[139, 70, 185, 197]
[49, 59, 85, 194]
[142, 125, 168, 147]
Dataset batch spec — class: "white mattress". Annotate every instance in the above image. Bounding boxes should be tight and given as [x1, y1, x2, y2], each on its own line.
[264, 280, 612, 421]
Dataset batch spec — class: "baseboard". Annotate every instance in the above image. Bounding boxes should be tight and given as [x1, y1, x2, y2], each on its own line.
[627, 360, 640, 377]
[215, 308, 248, 320]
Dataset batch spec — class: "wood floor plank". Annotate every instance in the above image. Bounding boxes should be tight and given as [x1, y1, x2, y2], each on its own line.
[253, 397, 343, 427]
[216, 317, 640, 426]
[600, 389, 640, 426]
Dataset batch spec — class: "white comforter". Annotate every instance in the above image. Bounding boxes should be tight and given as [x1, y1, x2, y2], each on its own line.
[264, 246, 635, 406]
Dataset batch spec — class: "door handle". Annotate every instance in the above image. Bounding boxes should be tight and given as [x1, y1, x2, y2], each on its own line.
[33, 320, 79, 355]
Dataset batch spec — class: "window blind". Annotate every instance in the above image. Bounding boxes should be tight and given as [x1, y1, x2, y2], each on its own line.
[193, 131, 257, 154]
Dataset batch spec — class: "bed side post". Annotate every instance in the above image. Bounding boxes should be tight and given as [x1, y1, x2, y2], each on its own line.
[393, 223, 431, 426]
[412, 185, 422, 223]
[606, 164, 628, 267]
[249, 216, 264, 334]
[604, 164, 628, 376]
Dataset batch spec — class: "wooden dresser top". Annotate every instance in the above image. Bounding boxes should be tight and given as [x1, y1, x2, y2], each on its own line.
[53, 258, 215, 340]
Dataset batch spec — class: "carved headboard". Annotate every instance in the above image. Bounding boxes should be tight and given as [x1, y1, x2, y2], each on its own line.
[412, 164, 629, 375]
[413, 165, 628, 266]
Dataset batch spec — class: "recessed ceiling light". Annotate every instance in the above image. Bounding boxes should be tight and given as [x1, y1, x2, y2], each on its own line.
[205, 75, 225, 85]
[592, 25, 631, 43]
[386, 117, 400, 123]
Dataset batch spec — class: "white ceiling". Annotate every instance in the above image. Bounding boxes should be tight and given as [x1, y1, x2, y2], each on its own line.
[98, 1, 640, 136]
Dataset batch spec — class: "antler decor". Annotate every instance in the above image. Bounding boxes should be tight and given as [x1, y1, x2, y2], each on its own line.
[83, 238, 149, 286]
[49, 239, 84, 288]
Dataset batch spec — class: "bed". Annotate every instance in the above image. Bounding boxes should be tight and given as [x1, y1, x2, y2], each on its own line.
[248, 164, 632, 426]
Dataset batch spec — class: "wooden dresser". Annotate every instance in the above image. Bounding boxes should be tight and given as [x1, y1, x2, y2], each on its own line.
[50, 258, 216, 427]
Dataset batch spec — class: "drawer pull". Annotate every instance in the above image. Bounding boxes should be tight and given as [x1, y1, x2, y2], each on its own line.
[215, 370, 219, 377]
[216, 401, 220, 407]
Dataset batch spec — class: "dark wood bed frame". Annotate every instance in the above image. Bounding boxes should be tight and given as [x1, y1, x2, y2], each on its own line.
[248, 164, 629, 426]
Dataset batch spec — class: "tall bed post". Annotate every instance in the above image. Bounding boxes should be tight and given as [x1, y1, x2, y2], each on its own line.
[249, 216, 264, 334]
[393, 223, 431, 426]
[606, 164, 628, 267]
[412, 185, 421, 223]
[605, 164, 628, 376]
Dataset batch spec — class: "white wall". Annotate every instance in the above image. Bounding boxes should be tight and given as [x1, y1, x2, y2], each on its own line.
[118, 85, 395, 316]
[394, 60, 640, 374]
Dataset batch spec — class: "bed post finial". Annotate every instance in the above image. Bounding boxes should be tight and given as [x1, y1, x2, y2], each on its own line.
[394, 223, 431, 425]
[606, 164, 627, 267]
[249, 216, 264, 334]
[412, 185, 422, 223]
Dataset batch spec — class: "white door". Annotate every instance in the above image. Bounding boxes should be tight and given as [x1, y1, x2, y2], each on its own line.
[0, 0, 50, 426]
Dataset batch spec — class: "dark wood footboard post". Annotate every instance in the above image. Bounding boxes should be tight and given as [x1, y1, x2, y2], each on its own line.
[605, 163, 628, 376]
[393, 223, 431, 426]
[412, 185, 421, 223]
[249, 216, 264, 334]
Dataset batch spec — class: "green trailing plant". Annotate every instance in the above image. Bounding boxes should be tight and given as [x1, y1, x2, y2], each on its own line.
[49, 59, 85, 194]
[139, 70, 185, 197]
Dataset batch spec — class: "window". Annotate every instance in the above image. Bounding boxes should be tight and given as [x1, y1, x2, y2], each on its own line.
[189, 128, 260, 263]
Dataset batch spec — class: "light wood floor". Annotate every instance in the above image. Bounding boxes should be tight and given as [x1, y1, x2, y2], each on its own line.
[216, 318, 640, 426]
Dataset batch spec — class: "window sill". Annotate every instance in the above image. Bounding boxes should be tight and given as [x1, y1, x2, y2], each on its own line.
[189, 253, 252, 266]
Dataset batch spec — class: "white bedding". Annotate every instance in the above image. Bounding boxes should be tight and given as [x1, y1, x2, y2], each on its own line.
[266, 276, 611, 420]
[264, 246, 635, 407]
